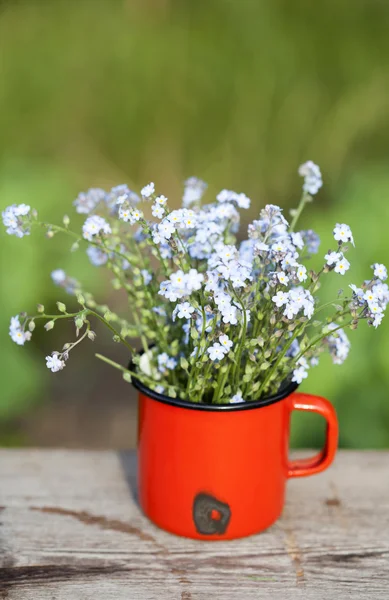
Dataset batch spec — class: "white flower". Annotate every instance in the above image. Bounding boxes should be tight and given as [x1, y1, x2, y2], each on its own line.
[216, 189, 250, 209]
[12, 203, 29, 216]
[349, 284, 364, 303]
[9, 315, 21, 334]
[207, 343, 226, 361]
[235, 193, 251, 209]
[296, 265, 308, 282]
[152, 204, 164, 218]
[182, 177, 207, 207]
[73, 188, 106, 214]
[272, 291, 289, 308]
[298, 161, 323, 195]
[325, 324, 351, 365]
[46, 354, 66, 373]
[119, 206, 143, 224]
[141, 182, 155, 198]
[141, 270, 152, 285]
[369, 303, 383, 315]
[10, 329, 26, 345]
[277, 271, 289, 286]
[333, 223, 355, 246]
[292, 366, 309, 384]
[303, 299, 314, 319]
[2, 204, 32, 237]
[230, 390, 244, 404]
[157, 220, 175, 240]
[86, 246, 108, 266]
[177, 302, 195, 319]
[9, 315, 32, 346]
[372, 282, 389, 305]
[118, 206, 132, 223]
[219, 334, 233, 351]
[271, 240, 288, 254]
[282, 252, 299, 269]
[186, 269, 204, 292]
[284, 303, 299, 320]
[325, 251, 342, 266]
[82, 216, 111, 241]
[334, 257, 350, 275]
[166, 357, 177, 369]
[373, 313, 384, 328]
[372, 263, 387, 281]
[221, 305, 238, 325]
[51, 269, 66, 285]
[255, 242, 270, 253]
[170, 270, 186, 288]
[157, 352, 168, 369]
[155, 194, 167, 206]
[291, 232, 304, 250]
[214, 292, 232, 311]
[364, 290, 378, 307]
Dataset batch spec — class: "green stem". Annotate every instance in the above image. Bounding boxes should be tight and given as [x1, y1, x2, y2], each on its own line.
[289, 191, 310, 233]
[95, 353, 180, 393]
[253, 325, 302, 400]
[232, 294, 248, 389]
[87, 310, 136, 353]
[39, 222, 132, 264]
[293, 319, 353, 366]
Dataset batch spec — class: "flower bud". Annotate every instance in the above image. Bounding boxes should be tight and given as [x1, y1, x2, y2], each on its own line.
[28, 320, 36, 332]
[76, 294, 85, 306]
[44, 320, 55, 331]
[57, 302, 67, 313]
[70, 242, 79, 252]
[75, 317, 84, 329]
[123, 372, 132, 383]
[112, 335, 120, 343]
[180, 357, 189, 370]
[37, 304, 45, 313]
[87, 330, 96, 341]
[46, 230, 55, 239]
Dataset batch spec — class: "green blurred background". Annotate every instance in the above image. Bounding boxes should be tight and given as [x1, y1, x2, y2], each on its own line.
[1, 0, 388, 448]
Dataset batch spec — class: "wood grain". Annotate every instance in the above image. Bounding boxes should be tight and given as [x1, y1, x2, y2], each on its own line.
[1, 450, 389, 599]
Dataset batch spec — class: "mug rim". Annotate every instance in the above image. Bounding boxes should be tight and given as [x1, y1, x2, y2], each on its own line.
[130, 354, 299, 412]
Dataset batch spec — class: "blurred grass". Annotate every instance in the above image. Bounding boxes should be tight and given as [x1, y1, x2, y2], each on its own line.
[0, 0, 388, 446]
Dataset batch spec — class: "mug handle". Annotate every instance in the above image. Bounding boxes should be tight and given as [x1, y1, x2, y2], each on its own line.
[287, 392, 339, 478]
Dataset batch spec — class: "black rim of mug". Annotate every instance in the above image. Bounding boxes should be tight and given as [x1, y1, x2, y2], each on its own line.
[129, 352, 299, 412]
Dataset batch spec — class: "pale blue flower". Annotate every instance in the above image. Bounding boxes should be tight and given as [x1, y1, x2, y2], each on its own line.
[87, 245, 108, 266]
[73, 188, 106, 214]
[82, 216, 111, 241]
[298, 161, 323, 195]
[141, 182, 155, 198]
[46, 353, 66, 372]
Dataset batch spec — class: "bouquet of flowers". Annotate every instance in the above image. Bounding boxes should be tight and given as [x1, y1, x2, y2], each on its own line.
[3, 162, 388, 404]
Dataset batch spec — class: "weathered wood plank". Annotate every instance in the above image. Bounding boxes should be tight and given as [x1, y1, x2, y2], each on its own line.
[1, 450, 389, 599]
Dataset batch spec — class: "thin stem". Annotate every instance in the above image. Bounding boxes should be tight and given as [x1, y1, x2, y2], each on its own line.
[87, 310, 136, 353]
[38, 222, 132, 264]
[95, 353, 180, 393]
[232, 293, 248, 389]
[293, 319, 353, 365]
[253, 325, 302, 400]
[289, 191, 310, 233]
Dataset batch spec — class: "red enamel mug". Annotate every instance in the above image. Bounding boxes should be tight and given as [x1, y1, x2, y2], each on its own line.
[134, 378, 338, 540]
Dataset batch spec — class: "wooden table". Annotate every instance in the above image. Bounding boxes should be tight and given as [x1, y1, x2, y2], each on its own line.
[1, 450, 388, 599]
